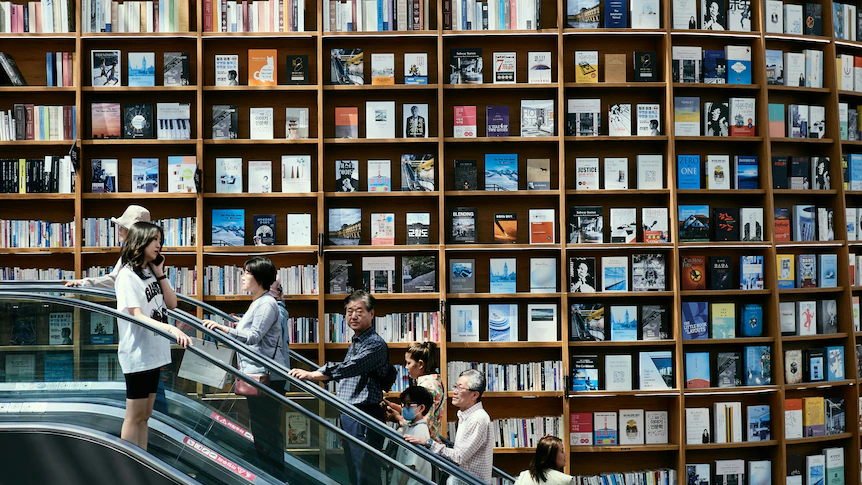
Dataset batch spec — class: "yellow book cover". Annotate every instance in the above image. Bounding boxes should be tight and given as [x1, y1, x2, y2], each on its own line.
[575, 51, 598, 83]
[248, 49, 278, 86]
[709, 302, 735, 338]
[371, 53, 395, 85]
[802, 396, 825, 437]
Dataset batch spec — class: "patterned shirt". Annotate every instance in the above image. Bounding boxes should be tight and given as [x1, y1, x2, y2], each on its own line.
[416, 374, 444, 441]
[429, 402, 494, 485]
[318, 327, 389, 406]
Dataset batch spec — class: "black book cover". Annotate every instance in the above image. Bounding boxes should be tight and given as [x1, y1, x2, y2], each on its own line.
[286, 55, 309, 84]
[712, 207, 739, 241]
[804, 347, 826, 382]
[252, 214, 276, 246]
[825, 397, 845, 434]
[163, 52, 190, 86]
[569, 206, 604, 244]
[329, 259, 355, 294]
[708, 255, 733, 289]
[570, 303, 604, 341]
[641, 304, 669, 340]
[0, 53, 27, 86]
[634, 51, 657, 82]
[786, 453, 802, 477]
[772, 156, 788, 188]
[123, 103, 154, 139]
[569, 256, 598, 293]
[804, 3, 822, 35]
[716, 351, 742, 387]
[449, 48, 483, 84]
[790, 156, 810, 186]
[450, 207, 477, 243]
[454, 159, 478, 190]
[406, 213, 431, 245]
[212, 105, 239, 139]
[493, 212, 517, 243]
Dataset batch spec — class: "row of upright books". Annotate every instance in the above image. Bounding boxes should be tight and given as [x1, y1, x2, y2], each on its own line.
[570, 409, 669, 446]
[0, 219, 74, 249]
[0, 267, 74, 280]
[446, 360, 564, 391]
[324, 0, 427, 31]
[1, 105, 76, 141]
[0, 156, 75, 194]
[0, 0, 74, 33]
[82, 217, 196, 247]
[322, 311, 440, 342]
[83, 0, 190, 32]
[204, 263, 318, 295]
[205, 0, 306, 32]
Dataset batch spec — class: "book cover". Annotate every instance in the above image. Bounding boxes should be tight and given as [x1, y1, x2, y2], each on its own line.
[570, 303, 604, 340]
[795, 253, 817, 288]
[163, 52, 190, 86]
[726, 46, 752, 83]
[631, 253, 665, 291]
[593, 412, 618, 445]
[248, 160, 272, 193]
[528, 52, 553, 83]
[526, 304, 557, 342]
[739, 207, 763, 241]
[367, 159, 391, 192]
[567, 0, 601, 27]
[709, 255, 732, 290]
[48, 312, 73, 344]
[567, 98, 601, 136]
[641, 207, 669, 243]
[286, 107, 310, 139]
[682, 301, 708, 339]
[678, 204, 710, 241]
[674, 96, 700, 136]
[639, 350, 673, 389]
[485, 154, 518, 191]
[365, 101, 396, 139]
[826, 346, 844, 381]
[334, 107, 359, 138]
[489, 258, 516, 293]
[166, 156, 196, 193]
[214, 54, 239, 86]
[400, 154, 435, 191]
[710, 302, 735, 338]
[685, 465, 710, 485]
[636, 104, 661, 136]
[91, 158, 118, 193]
[247, 49, 277, 86]
[492, 52, 516, 84]
[91, 102, 122, 139]
[634, 51, 657, 82]
[685, 351, 710, 388]
[449, 48, 483, 84]
[706, 155, 731, 189]
[712, 207, 739, 241]
[703, 101, 730, 136]
[450, 207, 477, 243]
[488, 304, 518, 341]
[608, 103, 632, 136]
[739, 255, 764, 290]
[211, 209, 245, 246]
[529, 209, 555, 244]
[406, 213, 431, 245]
[5, 353, 35, 381]
[454, 160, 478, 190]
[44, 353, 73, 381]
[569, 206, 603, 244]
[685, 408, 711, 444]
[248, 106, 273, 140]
[212, 105, 238, 140]
[286, 55, 309, 84]
[89, 314, 114, 344]
[717, 351, 742, 387]
[454, 105, 478, 138]
[327, 207, 361, 245]
[252, 214, 275, 246]
[331, 48, 364, 85]
[370, 213, 395, 246]
[329, 259, 355, 294]
[746, 405, 770, 441]
[744, 345, 771, 385]
[570, 412, 594, 445]
[703, 49, 727, 83]
[740, 303, 764, 337]
[286, 214, 312, 246]
[601, 255, 628, 291]
[681, 255, 706, 290]
[575, 158, 600, 190]
[521, 99, 554, 136]
[641, 305, 669, 340]
[371, 53, 395, 85]
[527, 158, 551, 190]
[569, 257, 598, 293]
[609, 305, 638, 341]
[156, 102, 192, 140]
[485, 106, 510, 137]
[335, 160, 359, 192]
[604, 354, 633, 390]
[361, 256, 395, 294]
[404, 103, 429, 138]
[281, 155, 312, 193]
[644, 410, 668, 444]
[530, 258, 556, 293]
[91, 49, 121, 87]
[450, 304, 480, 342]
[494, 212, 517, 243]
[571, 355, 600, 391]
[215, 157, 242, 194]
[701, 0, 727, 29]
[123, 103, 154, 139]
[404, 53, 428, 84]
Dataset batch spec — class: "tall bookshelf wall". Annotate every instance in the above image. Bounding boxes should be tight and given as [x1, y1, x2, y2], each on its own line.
[3, 0, 862, 481]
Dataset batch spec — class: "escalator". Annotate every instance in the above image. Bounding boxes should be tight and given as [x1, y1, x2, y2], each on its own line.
[0, 284, 503, 485]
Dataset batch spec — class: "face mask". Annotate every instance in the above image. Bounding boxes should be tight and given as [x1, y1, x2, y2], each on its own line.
[402, 406, 417, 421]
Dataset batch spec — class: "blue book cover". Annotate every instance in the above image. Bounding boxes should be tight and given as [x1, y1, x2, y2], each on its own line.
[740, 255, 764, 290]
[571, 355, 600, 391]
[850, 153, 862, 189]
[46, 52, 55, 86]
[609, 305, 637, 341]
[603, 0, 628, 27]
[684, 351, 710, 388]
[747, 404, 770, 441]
[735, 155, 759, 189]
[744, 345, 770, 386]
[826, 346, 845, 381]
[328, 208, 362, 246]
[568, 0, 601, 28]
[703, 50, 727, 84]
[677, 155, 701, 189]
[740, 303, 763, 337]
[484, 154, 518, 191]
[44, 353, 73, 381]
[678, 204, 710, 241]
[489, 258, 517, 293]
[488, 304, 518, 342]
[681, 301, 708, 339]
[726, 53, 752, 84]
[252, 214, 276, 246]
[127, 52, 156, 87]
[486, 106, 510, 137]
[818, 254, 838, 288]
[211, 209, 246, 247]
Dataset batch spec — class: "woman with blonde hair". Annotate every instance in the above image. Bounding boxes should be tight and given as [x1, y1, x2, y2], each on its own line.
[384, 341, 444, 441]
[514, 435, 574, 485]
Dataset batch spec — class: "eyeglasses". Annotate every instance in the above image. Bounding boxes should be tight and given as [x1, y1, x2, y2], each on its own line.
[451, 385, 473, 393]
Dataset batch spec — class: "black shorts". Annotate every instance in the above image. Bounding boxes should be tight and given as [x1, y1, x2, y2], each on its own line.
[124, 368, 161, 399]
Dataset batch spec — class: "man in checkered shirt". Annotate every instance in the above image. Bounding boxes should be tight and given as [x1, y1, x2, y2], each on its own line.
[405, 368, 493, 485]
[289, 290, 390, 485]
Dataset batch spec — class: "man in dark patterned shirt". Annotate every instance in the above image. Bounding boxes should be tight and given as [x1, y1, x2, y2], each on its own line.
[289, 290, 389, 485]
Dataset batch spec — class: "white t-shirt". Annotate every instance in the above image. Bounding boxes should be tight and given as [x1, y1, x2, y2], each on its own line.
[513, 469, 575, 485]
[115, 265, 172, 374]
[392, 420, 431, 485]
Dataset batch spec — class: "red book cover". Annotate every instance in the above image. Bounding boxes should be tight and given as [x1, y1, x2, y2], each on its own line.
[680, 255, 706, 290]
[63, 105, 72, 140]
[334, 107, 359, 138]
[243, 0, 249, 31]
[63, 52, 72, 87]
[453, 105, 477, 137]
[16, 4, 24, 32]
[204, 0, 213, 31]
[24, 104, 35, 141]
[570, 412, 593, 446]
[10, 4, 18, 32]
[153, 0, 159, 31]
[774, 208, 790, 242]
[34, 2, 41, 33]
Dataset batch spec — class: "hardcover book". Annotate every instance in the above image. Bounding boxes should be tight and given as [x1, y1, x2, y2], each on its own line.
[365, 101, 396, 139]
[155, 53, 190, 86]
[494, 212, 517, 243]
[449, 48, 483, 84]
[361, 256, 396, 294]
[454, 105, 477, 138]
[527, 304, 557, 342]
[740, 255, 764, 290]
[406, 213, 431, 245]
[281, 155, 312, 193]
[571, 355, 600, 391]
[632, 253, 665, 291]
[529, 209, 555, 244]
[211, 209, 245, 246]
[609, 306, 638, 341]
[605, 158, 629, 189]
[717, 351, 742, 387]
[712, 207, 739, 241]
[703, 102, 730, 136]
[530, 258, 556, 293]
[710, 302, 735, 338]
[569, 206, 603, 244]
[685, 352, 710, 388]
[709, 255, 732, 290]
[212, 105, 238, 139]
[528, 52, 553, 83]
[636, 103, 661, 136]
[286, 214, 312, 246]
[91, 50, 121, 87]
[247, 160, 272, 193]
[681, 301, 708, 340]
[571, 303, 604, 340]
[248, 49, 277, 86]
[286, 108, 310, 139]
[91, 102, 122, 139]
[131, 158, 158, 193]
[575, 158, 600, 190]
[367, 159, 391, 192]
[485, 154, 518, 191]
[329, 260, 354, 293]
[334, 107, 359, 138]
[127, 52, 155, 86]
[567, 98, 601, 136]
[403, 103, 429, 138]
[327, 208, 361, 246]
[371, 53, 395, 85]
[527, 158, 551, 190]
[521, 100, 554, 136]
[740, 303, 764, 337]
[214, 54, 239, 86]
[489, 258, 516, 293]
[335, 160, 359, 192]
[574, 51, 599, 83]
[91, 159, 118, 193]
[639, 351, 673, 389]
[331, 48, 364, 85]
[401, 154, 435, 191]
[674, 96, 700, 136]
[604, 354, 632, 390]
[450, 207, 477, 243]
[642, 207, 669, 243]
[608, 103, 632, 136]
[609, 207, 636, 243]
[252, 214, 275, 246]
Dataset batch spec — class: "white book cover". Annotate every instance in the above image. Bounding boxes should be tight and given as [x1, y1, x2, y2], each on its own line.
[576, 158, 600, 190]
[715, 460, 745, 484]
[527, 52, 552, 83]
[370, 213, 395, 245]
[636, 103, 661, 136]
[492, 52, 516, 84]
[856, 62, 862, 93]
[764, 0, 782, 33]
[527, 303, 557, 342]
[712, 402, 743, 443]
[287, 213, 312, 246]
[672, 46, 702, 82]
[156, 102, 192, 140]
[215, 54, 240, 86]
[568, 98, 601, 136]
[604, 158, 629, 189]
[604, 355, 633, 391]
[404, 53, 428, 84]
[49, 312, 73, 344]
[823, 447, 844, 485]
[840, 54, 854, 90]
[672, 0, 697, 29]
[529, 257, 556, 293]
[608, 103, 632, 136]
[281, 155, 312, 193]
[602, 255, 629, 291]
[132, 158, 159, 193]
[637, 154, 664, 189]
[366, 101, 396, 139]
[740, 207, 764, 241]
[166, 156, 196, 193]
[521, 99, 554, 136]
[784, 53, 805, 87]
[619, 409, 645, 445]
[809, 106, 826, 139]
[362, 256, 395, 293]
[783, 3, 802, 34]
[403, 103, 429, 138]
[91, 49, 122, 87]
[796, 300, 816, 336]
[644, 410, 669, 444]
[215, 157, 243, 193]
[642, 207, 670, 243]
[249, 107, 274, 139]
[5, 354, 35, 382]
[370, 53, 395, 85]
[247, 160, 272, 193]
[685, 407, 711, 444]
[631, 0, 660, 29]
[285, 107, 310, 139]
[609, 208, 637, 243]
[804, 49, 823, 88]
[451, 304, 480, 342]
[706, 155, 731, 189]
[805, 455, 825, 485]
[784, 405, 802, 439]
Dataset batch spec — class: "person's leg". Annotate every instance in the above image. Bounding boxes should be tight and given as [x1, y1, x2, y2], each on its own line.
[122, 396, 154, 449]
[246, 385, 286, 478]
[340, 413, 363, 485]
[358, 406, 386, 485]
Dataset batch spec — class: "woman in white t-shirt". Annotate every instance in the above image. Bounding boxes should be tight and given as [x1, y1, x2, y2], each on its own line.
[202, 256, 286, 478]
[514, 435, 575, 485]
[115, 222, 192, 450]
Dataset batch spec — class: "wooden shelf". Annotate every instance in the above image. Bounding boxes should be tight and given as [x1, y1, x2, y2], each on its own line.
[0, 140, 74, 145]
[682, 337, 775, 345]
[569, 340, 674, 347]
[325, 30, 436, 37]
[202, 31, 316, 38]
[443, 83, 558, 90]
[772, 189, 839, 195]
[0, 345, 74, 352]
[565, 243, 674, 249]
[324, 84, 441, 90]
[563, 135, 668, 142]
[782, 333, 849, 342]
[679, 289, 771, 296]
[769, 137, 834, 144]
[325, 342, 416, 349]
[445, 29, 560, 36]
[448, 342, 563, 349]
[82, 86, 197, 92]
[683, 386, 779, 395]
[323, 245, 439, 251]
[449, 391, 563, 398]
[562, 28, 666, 35]
[444, 244, 558, 251]
[774, 240, 844, 247]
[83, 193, 197, 199]
[0, 194, 75, 200]
[778, 287, 844, 294]
[203, 192, 318, 198]
[672, 83, 761, 90]
[82, 139, 196, 145]
[685, 440, 778, 450]
[784, 380, 855, 390]
[567, 291, 674, 298]
[446, 292, 562, 299]
[568, 389, 679, 397]
[764, 33, 832, 43]
[563, 82, 666, 89]
[564, 189, 670, 196]
[203, 139, 318, 145]
[325, 138, 440, 144]
[0, 247, 75, 254]
[325, 191, 439, 197]
[323, 293, 440, 300]
[676, 189, 767, 195]
[444, 136, 558, 143]
[670, 29, 761, 38]
[786, 433, 853, 445]
[203, 245, 317, 253]
[203, 85, 318, 91]
[674, 136, 763, 142]
[204, 294, 318, 301]
[0, 86, 77, 92]
[84, 32, 197, 38]
[678, 241, 772, 248]
[569, 444, 678, 453]
[445, 190, 558, 197]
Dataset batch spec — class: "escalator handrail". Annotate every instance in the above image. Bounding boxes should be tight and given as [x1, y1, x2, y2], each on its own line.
[0, 283, 496, 485]
[0, 291, 440, 485]
[0, 422, 203, 485]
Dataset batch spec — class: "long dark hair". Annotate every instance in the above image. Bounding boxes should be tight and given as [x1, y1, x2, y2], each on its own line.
[529, 435, 564, 482]
[120, 222, 164, 273]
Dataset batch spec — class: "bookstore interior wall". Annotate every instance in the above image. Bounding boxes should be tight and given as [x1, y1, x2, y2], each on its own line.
[4, 0, 862, 481]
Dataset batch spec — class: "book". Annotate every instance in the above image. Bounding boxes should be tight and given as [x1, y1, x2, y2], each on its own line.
[91, 102, 122, 139]
[826, 346, 844, 380]
[123, 103, 154, 139]
[740, 207, 764, 241]
[449, 48, 483, 84]
[248, 160, 272, 194]
[796, 253, 817, 288]
[725, 46, 751, 83]
[485, 154, 518, 191]
[575, 158, 600, 190]
[214, 54, 239, 86]
[605, 354, 632, 391]
[681, 255, 706, 290]
[685, 351, 710, 388]
[454, 160, 478, 190]
[286, 214, 312, 246]
[593, 412, 618, 445]
[370, 213, 395, 245]
[639, 350, 673, 389]
[406, 213, 431, 245]
[449, 259, 475, 293]
[678, 204, 710, 241]
[215, 157, 242, 194]
[89, 314, 114, 344]
[329, 260, 355, 294]
[740, 304, 764, 337]
[642, 207, 669, 243]
[713, 402, 742, 443]
[609, 207, 636, 243]
[632, 253, 665, 291]
[703, 49, 727, 83]
[212, 105, 238, 140]
[492, 51, 516, 83]
[5, 354, 35, 381]
[494, 212, 517, 243]
[608, 103, 632, 136]
[48, 312, 73, 344]
[91, 49, 121, 87]
[286, 55, 309, 84]
[331, 48, 364, 85]
[91, 159, 118, 193]
[370, 53, 395, 85]
[488, 304, 518, 341]
[703, 101, 730, 136]
[609, 306, 638, 341]
[574, 51, 599, 83]
[450, 207, 477, 243]
[674, 96, 700, 136]
[571, 355, 600, 391]
[715, 460, 745, 485]
[717, 351, 742, 387]
[673, 0, 698, 28]
[367, 159, 391, 192]
[706, 155, 731, 189]
[526, 303, 557, 342]
[571, 303, 604, 340]
[361, 256, 395, 294]
[521, 99, 554, 136]
[401, 256, 436, 293]
[44, 353, 73, 381]
[211, 209, 245, 246]
[403, 103, 429, 138]
[672, 46, 702, 83]
[252, 214, 275, 246]
[637, 155, 664, 189]
[529, 209, 555, 244]
[712, 207, 739, 241]
[281, 155, 312, 193]
[636, 103, 661, 135]
[634, 51, 657, 82]
[248, 49, 277, 86]
[327, 208, 361, 245]
[285, 413, 310, 448]
[601, 255, 628, 291]
[570, 412, 594, 445]
[334, 107, 359, 138]
[710, 302, 735, 338]
[682, 301, 708, 339]
[569, 257, 598, 293]
[797, 300, 817, 336]
[249, 107, 274, 140]
[365, 101, 396, 139]
[739, 255, 764, 290]
[167, 156, 196, 193]
[685, 465, 710, 485]
[404, 53, 428, 84]
[400, 154, 435, 191]
[567, 98, 601, 136]
[685, 408, 711, 444]
[729, 97, 755, 136]
[641, 305, 669, 340]
[744, 345, 771, 386]
[528, 52, 553, 83]
[335, 160, 359, 192]
[631, 0, 660, 28]
[527, 158, 551, 190]
[450, 305, 479, 342]
[485, 106, 510, 137]
[453, 105, 477, 138]
[605, 158, 629, 189]
[489, 258, 517, 293]
[569, 206, 603, 244]
[644, 411, 668, 444]
[285, 107, 310, 139]
[765, 50, 784, 85]
[709, 255, 732, 290]
[803, 396, 825, 436]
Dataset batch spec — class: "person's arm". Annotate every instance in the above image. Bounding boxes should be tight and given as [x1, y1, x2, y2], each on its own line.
[428, 417, 489, 466]
[128, 307, 192, 347]
[227, 301, 278, 344]
[150, 260, 177, 309]
[323, 338, 387, 380]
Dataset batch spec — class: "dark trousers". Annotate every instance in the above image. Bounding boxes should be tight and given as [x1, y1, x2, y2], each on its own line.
[341, 404, 386, 485]
[247, 380, 287, 480]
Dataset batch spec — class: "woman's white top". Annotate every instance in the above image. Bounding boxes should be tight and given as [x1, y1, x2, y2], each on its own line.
[513, 469, 575, 485]
[115, 265, 172, 374]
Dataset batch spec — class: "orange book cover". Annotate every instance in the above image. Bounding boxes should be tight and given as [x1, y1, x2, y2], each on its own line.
[248, 49, 277, 86]
[680, 255, 706, 290]
[529, 209, 555, 244]
[334, 107, 359, 138]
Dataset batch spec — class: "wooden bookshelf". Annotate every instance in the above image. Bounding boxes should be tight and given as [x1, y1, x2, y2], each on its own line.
[2, 0, 862, 482]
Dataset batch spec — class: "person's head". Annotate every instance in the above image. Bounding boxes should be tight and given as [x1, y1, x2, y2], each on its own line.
[411, 105, 418, 116]
[120, 222, 164, 270]
[709, 1, 718, 17]
[269, 274, 284, 300]
[528, 435, 566, 481]
[228, 70, 237, 80]
[650, 119, 659, 129]
[577, 262, 589, 278]
[405, 341, 438, 379]
[400, 385, 433, 423]
[452, 368, 484, 410]
[344, 290, 375, 335]
[111, 205, 151, 242]
[242, 256, 277, 294]
[61, 327, 71, 338]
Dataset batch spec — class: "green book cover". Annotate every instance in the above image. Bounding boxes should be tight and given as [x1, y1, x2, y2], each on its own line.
[710, 302, 736, 338]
